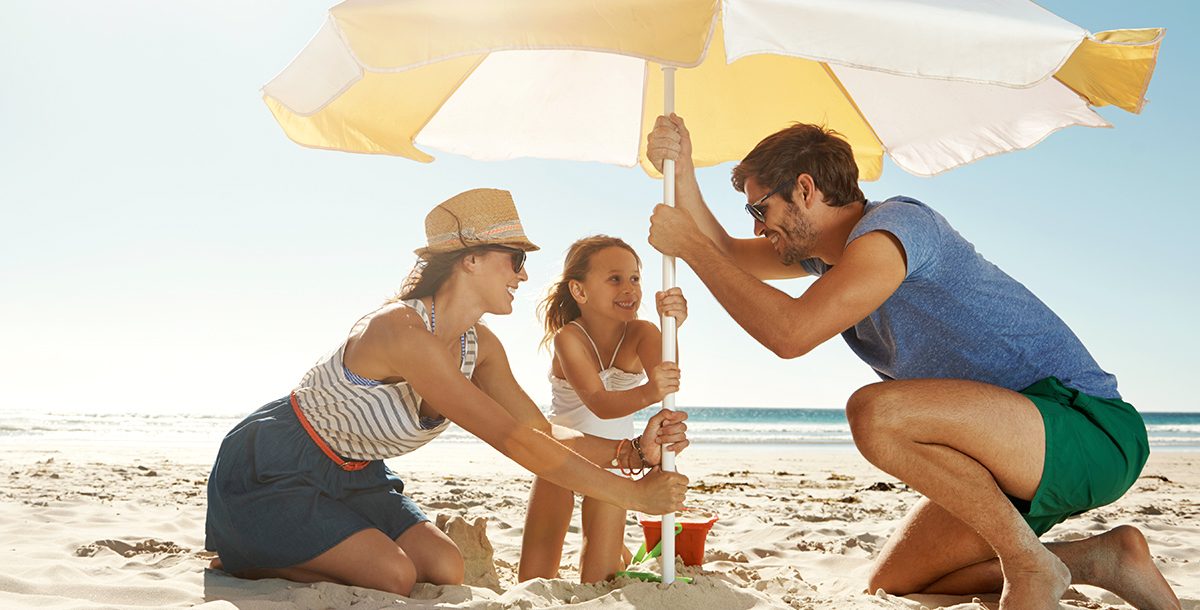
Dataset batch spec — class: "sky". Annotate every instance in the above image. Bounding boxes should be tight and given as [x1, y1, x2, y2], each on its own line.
[1, 1, 1196, 416]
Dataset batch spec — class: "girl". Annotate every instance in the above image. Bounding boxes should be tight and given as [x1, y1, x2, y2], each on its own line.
[205, 191, 690, 596]
[518, 235, 687, 583]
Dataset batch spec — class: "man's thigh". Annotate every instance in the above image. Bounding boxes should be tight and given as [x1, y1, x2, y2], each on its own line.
[849, 378, 1046, 500]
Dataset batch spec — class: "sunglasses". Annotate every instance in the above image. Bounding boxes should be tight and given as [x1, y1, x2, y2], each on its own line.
[745, 181, 791, 223]
[480, 245, 527, 273]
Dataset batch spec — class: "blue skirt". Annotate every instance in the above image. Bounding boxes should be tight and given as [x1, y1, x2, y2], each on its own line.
[205, 397, 428, 573]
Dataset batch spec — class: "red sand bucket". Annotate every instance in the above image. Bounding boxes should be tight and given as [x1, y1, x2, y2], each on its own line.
[638, 512, 719, 566]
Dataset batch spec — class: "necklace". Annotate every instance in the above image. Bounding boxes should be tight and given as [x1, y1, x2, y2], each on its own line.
[429, 296, 467, 365]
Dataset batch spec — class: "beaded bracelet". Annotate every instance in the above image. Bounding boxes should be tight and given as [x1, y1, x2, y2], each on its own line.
[631, 436, 653, 469]
[620, 437, 649, 477]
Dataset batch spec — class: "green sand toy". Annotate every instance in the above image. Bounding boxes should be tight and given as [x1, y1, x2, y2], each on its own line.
[614, 523, 693, 584]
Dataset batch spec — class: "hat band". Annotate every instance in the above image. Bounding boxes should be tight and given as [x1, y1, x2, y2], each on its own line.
[427, 220, 527, 250]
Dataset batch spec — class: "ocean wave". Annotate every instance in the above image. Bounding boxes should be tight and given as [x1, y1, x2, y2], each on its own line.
[3, 409, 1197, 448]
[1145, 424, 1200, 434]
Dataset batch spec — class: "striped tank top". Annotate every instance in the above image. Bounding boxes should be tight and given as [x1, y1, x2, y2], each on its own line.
[292, 299, 478, 461]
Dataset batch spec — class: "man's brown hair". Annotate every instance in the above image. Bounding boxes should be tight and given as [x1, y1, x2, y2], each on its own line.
[732, 124, 865, 207]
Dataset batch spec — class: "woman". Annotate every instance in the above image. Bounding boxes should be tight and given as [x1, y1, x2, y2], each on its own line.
[205, 188, 690, 595]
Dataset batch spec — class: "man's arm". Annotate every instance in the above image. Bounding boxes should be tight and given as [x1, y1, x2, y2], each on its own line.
[650, 209, 906, 358]
[648, 114, 809, 281]
[675, 160, 803, 281]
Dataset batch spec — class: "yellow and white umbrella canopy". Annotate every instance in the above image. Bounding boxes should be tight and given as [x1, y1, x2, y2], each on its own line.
[263, 0, 1161, 179]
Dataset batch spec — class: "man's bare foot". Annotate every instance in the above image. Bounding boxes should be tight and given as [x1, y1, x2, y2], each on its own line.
[1074, 525, 1181, 610]
[209, 556, 224, 570]
[999, 547, 1070, 610]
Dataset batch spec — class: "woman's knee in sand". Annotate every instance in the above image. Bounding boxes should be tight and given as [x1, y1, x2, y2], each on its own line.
[420, 544, 466, 586]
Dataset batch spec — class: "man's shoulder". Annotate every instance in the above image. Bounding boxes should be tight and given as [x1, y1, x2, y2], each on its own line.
[863, 196, 933, 219]
[855, 196, 941, 236]
[850, 197, 950, 277]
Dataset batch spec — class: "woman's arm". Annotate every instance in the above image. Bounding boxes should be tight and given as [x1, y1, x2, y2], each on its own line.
[470, 325, 642, 461]
[472, 324, 689, 467]
[377, 316, 686, 513]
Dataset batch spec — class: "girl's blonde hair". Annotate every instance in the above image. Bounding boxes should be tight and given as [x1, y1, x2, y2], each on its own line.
[538, 235, 641, 349]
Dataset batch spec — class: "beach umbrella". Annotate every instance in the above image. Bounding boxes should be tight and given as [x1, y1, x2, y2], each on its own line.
[261, 0, 1161, 584]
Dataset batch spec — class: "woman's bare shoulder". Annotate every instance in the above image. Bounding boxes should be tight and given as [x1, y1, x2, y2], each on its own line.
[360, 303, 428, 341]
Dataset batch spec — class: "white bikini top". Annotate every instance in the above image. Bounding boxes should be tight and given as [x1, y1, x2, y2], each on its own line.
[548, 321, 646, 416]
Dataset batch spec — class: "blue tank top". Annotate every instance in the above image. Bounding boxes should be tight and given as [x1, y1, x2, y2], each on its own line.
[800, 196, 1120, 399]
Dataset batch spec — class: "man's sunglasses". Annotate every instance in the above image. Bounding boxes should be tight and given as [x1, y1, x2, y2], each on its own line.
[480, 245, 527, 273]
[745, 181, 791, 223]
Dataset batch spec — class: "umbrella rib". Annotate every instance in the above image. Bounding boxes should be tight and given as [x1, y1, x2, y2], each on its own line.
[820, 63, 886, 178]
[634, 61, 652, 169]
[410, 54, 489, 158]
[730, 47, 1078, 90]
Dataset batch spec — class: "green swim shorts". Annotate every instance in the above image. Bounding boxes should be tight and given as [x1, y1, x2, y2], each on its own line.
[1012, 376, 1149, 536]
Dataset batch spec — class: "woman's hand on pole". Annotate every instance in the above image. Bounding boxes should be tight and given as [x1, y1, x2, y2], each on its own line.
[639, 408, 689, 467]
[632, 467, 689, 514]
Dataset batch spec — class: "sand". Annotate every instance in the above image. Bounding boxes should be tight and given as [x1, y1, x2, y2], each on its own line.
[0, 437, 1195, 609]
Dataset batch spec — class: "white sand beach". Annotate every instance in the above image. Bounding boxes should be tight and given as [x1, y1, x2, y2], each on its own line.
[0, 436, 1194, 610]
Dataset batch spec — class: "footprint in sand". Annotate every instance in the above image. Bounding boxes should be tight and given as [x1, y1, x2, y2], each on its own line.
[707, 549, 750, 563]
[75, 538, 188, 557]
[426, 500, 468, 509]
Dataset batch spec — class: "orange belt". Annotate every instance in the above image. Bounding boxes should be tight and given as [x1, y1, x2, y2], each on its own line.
[290, 392, 371, 471]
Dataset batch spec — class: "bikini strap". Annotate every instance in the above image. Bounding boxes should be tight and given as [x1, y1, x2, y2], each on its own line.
[568, 320, 605, 370]
[609, 323, 629, 369]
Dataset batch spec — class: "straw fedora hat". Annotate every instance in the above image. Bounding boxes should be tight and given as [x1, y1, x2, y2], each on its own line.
[414, 188, 540, 257]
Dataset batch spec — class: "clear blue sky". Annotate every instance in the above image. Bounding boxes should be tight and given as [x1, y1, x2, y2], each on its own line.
[1, 1, 1196, 415]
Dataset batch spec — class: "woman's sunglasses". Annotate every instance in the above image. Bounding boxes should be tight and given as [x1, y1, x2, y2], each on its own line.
[480, 245, 527, 273]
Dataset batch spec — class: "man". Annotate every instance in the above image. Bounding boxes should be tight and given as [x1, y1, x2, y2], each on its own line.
[645, 114, 1179, 610]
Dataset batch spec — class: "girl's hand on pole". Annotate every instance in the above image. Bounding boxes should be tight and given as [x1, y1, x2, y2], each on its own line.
[656, 287, 688, 328]
[645, 362, 681, 404]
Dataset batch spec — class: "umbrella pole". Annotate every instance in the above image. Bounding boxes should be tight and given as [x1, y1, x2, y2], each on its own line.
[659, 65, 677, 586]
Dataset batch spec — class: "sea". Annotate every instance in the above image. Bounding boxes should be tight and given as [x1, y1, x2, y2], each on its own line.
[2, 407, 1198, 451]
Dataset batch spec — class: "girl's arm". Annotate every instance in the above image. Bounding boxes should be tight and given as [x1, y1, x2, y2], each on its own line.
[554, 323, 676, 420]
[470, 324, 674, 462]
[378, 316, 686, 513]
[630, 321, 682, 412]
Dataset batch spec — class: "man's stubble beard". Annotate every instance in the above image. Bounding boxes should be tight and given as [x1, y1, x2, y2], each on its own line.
[778, 201, 818, 266]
